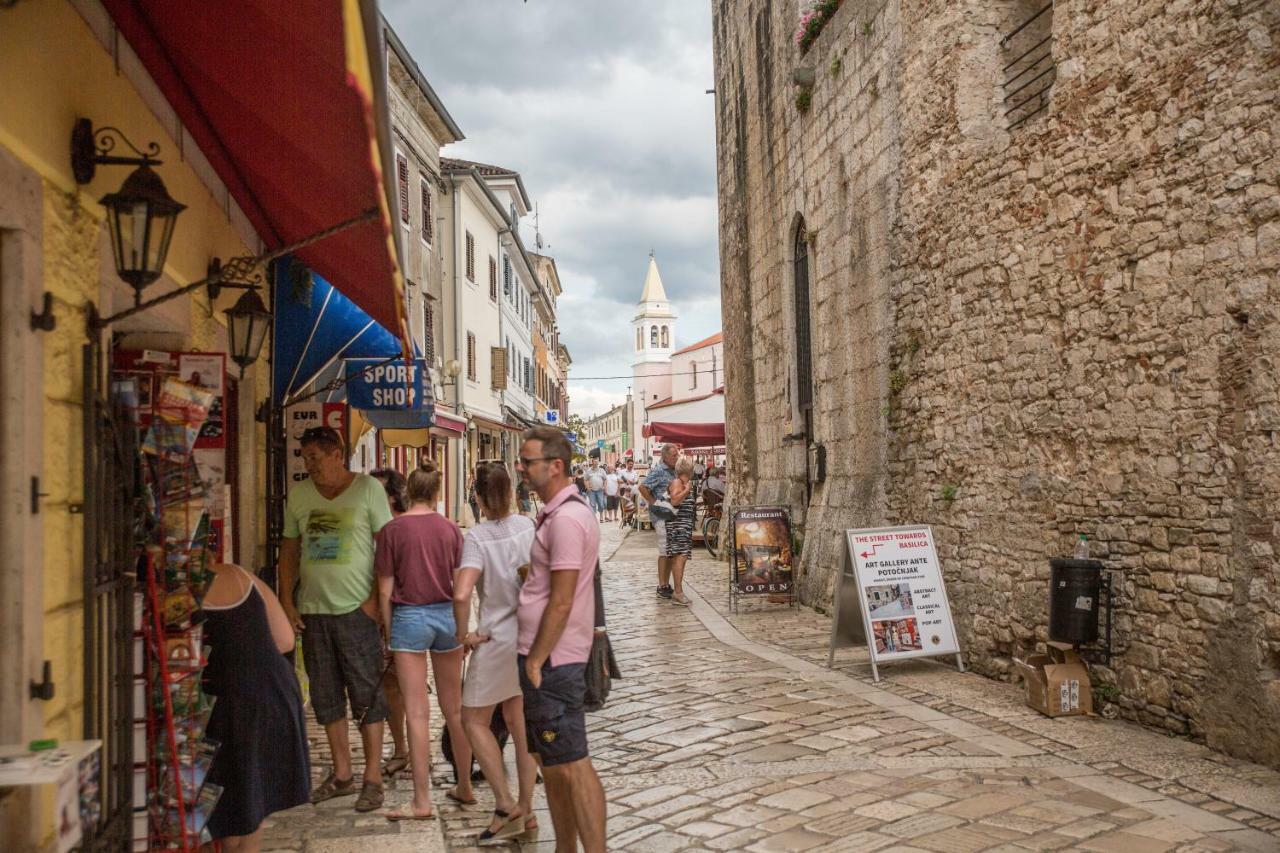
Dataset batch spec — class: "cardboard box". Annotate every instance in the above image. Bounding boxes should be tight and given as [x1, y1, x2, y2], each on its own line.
[1014, 641, 1093, 717]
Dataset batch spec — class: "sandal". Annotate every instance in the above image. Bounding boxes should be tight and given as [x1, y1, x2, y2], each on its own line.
[384, 805, 435, 821]
[354, 779, 385, 813]
[381, 754, 409, 779]
[478, 808, 524, 843]
[309, 770, 356, 804]
[445, 787, 477, 806]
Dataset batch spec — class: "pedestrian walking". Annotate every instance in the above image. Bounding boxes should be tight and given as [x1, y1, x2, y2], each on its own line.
[604, 465, 620, 522]
[586, 461, 607, 521]
[277, 426, 391, 813]
[516, 478, 533, 516]
[202, 562, 309, 852]
[374, 464, 474, 820]
[665, 457, 696, 606]
[639, 444, 679, 600]
[451, 462, 539, 842]
[468, 473, 481, 526]
[515, 426, 607, 853]
[368, 468, 410, 780]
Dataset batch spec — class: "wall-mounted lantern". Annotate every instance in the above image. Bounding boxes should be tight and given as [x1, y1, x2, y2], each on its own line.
[225, 288, 272, 378]
[71, 118, 185, 303]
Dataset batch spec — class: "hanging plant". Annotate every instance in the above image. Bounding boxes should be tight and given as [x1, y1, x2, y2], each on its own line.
[794, 0, 844, 52]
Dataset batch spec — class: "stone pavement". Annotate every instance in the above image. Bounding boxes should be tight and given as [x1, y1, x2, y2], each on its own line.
[261, 521, 1280, 852]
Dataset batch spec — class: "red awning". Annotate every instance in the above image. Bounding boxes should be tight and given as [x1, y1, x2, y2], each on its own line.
[643, 421, 726, 448]
[431, 410, 467, 436]
[100, 0, 407, 340]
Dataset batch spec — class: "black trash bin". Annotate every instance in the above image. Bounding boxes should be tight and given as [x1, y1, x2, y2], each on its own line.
[1048, 558, 1102, 646]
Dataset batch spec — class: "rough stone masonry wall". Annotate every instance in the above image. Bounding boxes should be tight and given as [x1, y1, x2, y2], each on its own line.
[712, 0, 1280, 766]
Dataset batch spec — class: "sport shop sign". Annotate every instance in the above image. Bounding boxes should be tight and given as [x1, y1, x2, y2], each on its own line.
[826, 525, 964, 681]
[344, 358, 427, 410]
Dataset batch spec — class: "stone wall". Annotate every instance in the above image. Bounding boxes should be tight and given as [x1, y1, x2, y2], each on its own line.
[712, 0, 1280, 764]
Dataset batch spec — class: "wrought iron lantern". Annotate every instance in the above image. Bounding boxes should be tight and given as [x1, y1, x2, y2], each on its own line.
[224, 287, 272, 377]
[71, 118, 186, 302]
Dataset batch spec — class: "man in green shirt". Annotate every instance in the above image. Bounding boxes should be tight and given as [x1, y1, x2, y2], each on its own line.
[279, 426, 393, 812]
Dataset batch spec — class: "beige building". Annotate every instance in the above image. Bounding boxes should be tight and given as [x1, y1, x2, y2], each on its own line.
[581, 399, 634, 466]
[713, 0, 1279, 764]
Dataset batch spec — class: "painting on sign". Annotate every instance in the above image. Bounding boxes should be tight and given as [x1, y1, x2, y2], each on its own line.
[731, 507, 793, 593]
[866, 583, 914, 619]
[873, 618, 923, 654]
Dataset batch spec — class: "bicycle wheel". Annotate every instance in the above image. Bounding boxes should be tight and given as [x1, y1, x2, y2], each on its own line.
[703, 516, 721, 558]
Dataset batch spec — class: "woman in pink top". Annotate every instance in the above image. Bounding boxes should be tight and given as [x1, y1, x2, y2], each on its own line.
[375, 464, 473, 820]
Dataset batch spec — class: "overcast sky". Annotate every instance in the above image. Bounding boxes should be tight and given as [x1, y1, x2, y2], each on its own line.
[384, 1, 721, 419]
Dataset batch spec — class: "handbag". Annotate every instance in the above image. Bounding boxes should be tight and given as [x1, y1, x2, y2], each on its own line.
[584, 560, 621, 712]
[648, 497, 676, 521]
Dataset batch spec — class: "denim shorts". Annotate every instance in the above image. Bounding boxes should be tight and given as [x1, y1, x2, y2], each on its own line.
[518, 655, 589, 767]
[390, 602, 461, 654]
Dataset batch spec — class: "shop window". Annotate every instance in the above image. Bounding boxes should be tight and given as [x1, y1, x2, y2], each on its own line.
[396, 152, 410, 228]
[465, 232, 475, 282]
[466, 332, 476, 380]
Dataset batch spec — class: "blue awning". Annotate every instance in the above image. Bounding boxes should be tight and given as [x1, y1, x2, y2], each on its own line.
[272, 256, 406, 406]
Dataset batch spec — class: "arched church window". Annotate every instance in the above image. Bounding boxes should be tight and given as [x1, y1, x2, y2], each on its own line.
[661, 326, 669, 348]
[650, 326, 658, 346]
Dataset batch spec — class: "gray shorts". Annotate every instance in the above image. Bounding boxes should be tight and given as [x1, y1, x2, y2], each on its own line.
[654, 519, 671, 557]
[301, 609, 389, 726]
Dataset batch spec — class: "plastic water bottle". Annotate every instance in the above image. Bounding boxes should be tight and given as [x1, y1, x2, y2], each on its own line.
[1074, 534, 1089, 560]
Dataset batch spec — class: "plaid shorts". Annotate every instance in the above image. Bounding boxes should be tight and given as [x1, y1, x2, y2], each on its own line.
[301, 609, 389, 726]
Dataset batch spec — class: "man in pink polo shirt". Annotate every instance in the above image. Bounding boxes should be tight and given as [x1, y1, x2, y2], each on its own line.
[515, 426, 606, 852]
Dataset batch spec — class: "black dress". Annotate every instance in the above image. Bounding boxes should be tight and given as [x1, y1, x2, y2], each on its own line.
[202, 572, 310, 839]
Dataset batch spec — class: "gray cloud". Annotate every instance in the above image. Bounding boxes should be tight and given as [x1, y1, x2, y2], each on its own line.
[384, 1, 721, 416]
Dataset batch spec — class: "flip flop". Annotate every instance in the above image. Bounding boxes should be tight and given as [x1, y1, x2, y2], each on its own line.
[384, 807, 435, 821]
[445, 788, 477, 806]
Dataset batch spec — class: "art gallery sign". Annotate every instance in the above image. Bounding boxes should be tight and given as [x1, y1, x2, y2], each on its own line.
[827, 525, 964, 681]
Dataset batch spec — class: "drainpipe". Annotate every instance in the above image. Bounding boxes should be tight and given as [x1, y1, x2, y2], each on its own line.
[450, 174, 466, 521]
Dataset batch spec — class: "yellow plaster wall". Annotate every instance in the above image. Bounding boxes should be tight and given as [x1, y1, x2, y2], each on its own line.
[0, 1, 269, 749]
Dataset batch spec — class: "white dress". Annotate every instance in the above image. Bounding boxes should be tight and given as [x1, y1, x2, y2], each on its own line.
[460, 514, 535, 707]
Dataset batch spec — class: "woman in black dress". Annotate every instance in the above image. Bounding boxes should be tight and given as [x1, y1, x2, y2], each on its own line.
[202, 563, 310, 851]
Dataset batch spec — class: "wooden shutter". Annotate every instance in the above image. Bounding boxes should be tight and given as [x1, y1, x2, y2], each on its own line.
[420, 177, 432, 244]
[466, 333, 476, 379]
[488, 256, 497, 301]
[503, 257, 511, 296]
[465, 232, 475, 281]
[397, 154, 409, 226]
[490, 346, 507, 390]
[423, 301, 435, 363]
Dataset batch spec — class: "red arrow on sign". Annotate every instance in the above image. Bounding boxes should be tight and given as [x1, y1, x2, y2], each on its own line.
[860, 544, 882, 559]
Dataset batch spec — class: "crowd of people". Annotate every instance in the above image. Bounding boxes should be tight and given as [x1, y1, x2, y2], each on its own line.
[201, 426, 607, 852]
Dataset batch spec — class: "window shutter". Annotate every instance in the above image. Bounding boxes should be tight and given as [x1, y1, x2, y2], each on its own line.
[465, 232, 475, 281]
[489, 256, 498, 301]
[420, 177, 432, 244]
[490, 346, 508, 390]
[397, 154, 409, 226]
[466, 333, 476, 380]
[423, 302, 435, 363]
[503, 257, 511, 297]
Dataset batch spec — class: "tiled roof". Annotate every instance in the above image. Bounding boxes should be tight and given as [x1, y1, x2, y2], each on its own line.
[440, 157, 516, 177]
[648, 387, 724, 409]
[671, 332, 723, 356]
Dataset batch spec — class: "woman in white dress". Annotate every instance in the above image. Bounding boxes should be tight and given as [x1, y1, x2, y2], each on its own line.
[452, 462, 539, 842]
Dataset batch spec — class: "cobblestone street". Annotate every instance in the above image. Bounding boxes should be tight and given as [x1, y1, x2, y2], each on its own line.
[262, 522, 1280, 852]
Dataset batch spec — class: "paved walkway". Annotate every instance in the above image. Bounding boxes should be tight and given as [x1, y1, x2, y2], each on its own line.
[262, 522, 1280, 852]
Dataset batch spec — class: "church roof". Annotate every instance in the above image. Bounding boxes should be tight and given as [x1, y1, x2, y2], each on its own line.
[672, 332, 723, 356]
[639, 253, 669, 304]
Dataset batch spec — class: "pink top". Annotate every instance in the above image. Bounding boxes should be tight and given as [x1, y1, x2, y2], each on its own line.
[517, 484, 600, 666]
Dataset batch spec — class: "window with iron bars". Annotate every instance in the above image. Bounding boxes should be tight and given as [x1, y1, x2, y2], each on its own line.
[1002, 2, 1055, 130]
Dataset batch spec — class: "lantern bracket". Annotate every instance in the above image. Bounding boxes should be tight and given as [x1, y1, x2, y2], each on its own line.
[206, 257, 267, 308]
[71, 118, 163, 185]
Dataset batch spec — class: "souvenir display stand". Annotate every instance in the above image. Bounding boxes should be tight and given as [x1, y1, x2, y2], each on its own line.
[114, 356, 227, 851]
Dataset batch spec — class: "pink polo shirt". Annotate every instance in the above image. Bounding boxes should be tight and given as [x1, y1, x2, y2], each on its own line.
[517, 484, 600, 666]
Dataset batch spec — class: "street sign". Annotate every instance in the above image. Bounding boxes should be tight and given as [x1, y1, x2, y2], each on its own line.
[596, 438, 605, 449]
[827, 525, 964, 681]
[543, 410, 559, 424]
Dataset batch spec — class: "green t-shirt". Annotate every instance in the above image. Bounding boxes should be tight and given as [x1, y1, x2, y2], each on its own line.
[283, 473, 393, 615]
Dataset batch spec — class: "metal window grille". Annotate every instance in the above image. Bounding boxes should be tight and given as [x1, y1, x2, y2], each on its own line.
[794, 224, 814, 420]
[1002, 3, 1055, 129]
[465, 232, 475, 281]
[397, 154, 410, 226]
